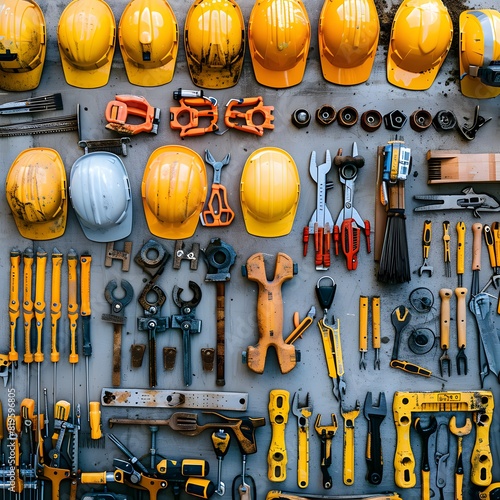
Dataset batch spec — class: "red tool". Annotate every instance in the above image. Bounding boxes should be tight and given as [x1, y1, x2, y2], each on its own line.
[105, 95, 160, 135]
[304, 151, 334, 270]
[333, 143, 371, 270]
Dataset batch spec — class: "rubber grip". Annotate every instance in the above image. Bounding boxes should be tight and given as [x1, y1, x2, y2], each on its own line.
[9, 250, 20, 362]
[297, 423, 309, 488]
[23, 250, 34, 364]
[80, 471, 107, 484]
[472, 223, 482, 271]
[67, 250, 79, 364]
[484, 225, 496, 268]
[50, 252, 63, 363]
[343, 416, 356, 485]
[359, 296, 368, 352]
[439, 289, 452, 349]
[455, 288, 467, 348]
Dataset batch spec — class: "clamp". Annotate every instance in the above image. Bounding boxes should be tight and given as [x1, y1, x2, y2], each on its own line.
[333, 143, 371, 270]
[170, 282, 203, 386]
[105, 95, 160, 135]
[223, 97, 274, 136]
[170, 95, 218, 137]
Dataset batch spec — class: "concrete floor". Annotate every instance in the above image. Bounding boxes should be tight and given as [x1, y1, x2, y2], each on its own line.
[1, 0, 500, 498]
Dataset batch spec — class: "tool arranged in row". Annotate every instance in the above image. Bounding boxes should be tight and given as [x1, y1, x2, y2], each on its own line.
[358, 295, 381, 370]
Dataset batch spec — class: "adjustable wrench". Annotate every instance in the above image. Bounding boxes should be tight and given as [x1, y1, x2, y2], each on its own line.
[292, 392, 312, 489]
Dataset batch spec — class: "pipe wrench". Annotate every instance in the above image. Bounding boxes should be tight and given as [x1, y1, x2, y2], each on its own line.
[304, 151, 334, 270]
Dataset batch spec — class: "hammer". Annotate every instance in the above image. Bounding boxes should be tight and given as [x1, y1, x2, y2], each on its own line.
[204, 239, 236, 386]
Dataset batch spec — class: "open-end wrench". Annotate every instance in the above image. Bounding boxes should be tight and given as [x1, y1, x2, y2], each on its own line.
[363, 392, 387, 485]
[292, 392, 312, 489]
[314, 413, 338, 489]
[341, 400, 360, 486]
[449, 416, 472, 500]
[414, 416, 438, 500]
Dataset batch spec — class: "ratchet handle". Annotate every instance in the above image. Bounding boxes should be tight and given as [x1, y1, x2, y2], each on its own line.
[439, 289, 452, 349]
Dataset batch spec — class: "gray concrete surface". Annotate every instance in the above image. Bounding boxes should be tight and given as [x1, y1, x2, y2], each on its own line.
[1, 0, 500, 498]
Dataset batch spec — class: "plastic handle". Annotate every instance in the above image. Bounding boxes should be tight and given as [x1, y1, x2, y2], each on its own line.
[342, 412, 357, 485]
[318, 319, 337, 380]
[23, 250, 34, 364]
[484, 225, 496, 268]
[472, 223, 482, 271]
[267, 390, 289, 482]
[67, 251, 79, 364]
[50, 252, 63, 364]
[442, 221, 451, 264]
[359, 296, 368, 352]
[422, 220, 432, 259]
[9, 250, 21, 362]
[297, 421, 309, 488]
[456, 222, 466, 276]
[439, 289, 452, 349]
[89, 401, 102, 440]
[372, 296, 381, 349]
[34, 248, 47, 363]
[80, 254, 92, 358]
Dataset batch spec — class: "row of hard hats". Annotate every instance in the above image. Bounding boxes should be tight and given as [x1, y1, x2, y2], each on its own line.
[1, 0, 500, 97]
[5, 146, 300, 242]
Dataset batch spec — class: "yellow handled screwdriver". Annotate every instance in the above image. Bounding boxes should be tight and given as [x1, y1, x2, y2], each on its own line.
[23, 247, 35, 397]
[50, 249, 63, 407]
[80, 253, 92, 421]
[67, 250, 79, 422]
[9, 248, 21, 388]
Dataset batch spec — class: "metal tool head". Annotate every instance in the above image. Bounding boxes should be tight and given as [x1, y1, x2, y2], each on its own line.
[172, 281, 202, 311]
[456, 346, 468, 376]
[449, 416, 472, 437]
[340, 399, 360, 418]
[439, 350, 451, 378]
[414, 415, 438, 437]
[205, 149, 230, 184]
[104, 280, 134, 314]
[309, 150, 332, 183]
[314, 413, 338, 437]
[204, 238, 237, 281]
[363, 391, 387, 420]
[291, 391, 312, 421]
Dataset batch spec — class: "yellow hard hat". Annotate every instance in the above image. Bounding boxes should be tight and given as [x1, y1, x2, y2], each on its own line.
[57, 0, 116, 88]
[142, 145, 207, 239]
[184, 0, 245, 89]
[240, 147, 300, 237]
[459, 9, 500, 99]
[0, 0, 46, 91]
[318, 0, 379, 85]
[6, 148, 67, 240]
[387, 0, 452, 90]
[248, 0, 310, 88]
[119, 0, 178, 87]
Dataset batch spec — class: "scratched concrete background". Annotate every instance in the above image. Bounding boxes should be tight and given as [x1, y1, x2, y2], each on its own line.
[1, 0, 500, 498]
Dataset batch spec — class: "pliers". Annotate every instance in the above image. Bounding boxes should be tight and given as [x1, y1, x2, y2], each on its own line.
[414, 187, 500, 218]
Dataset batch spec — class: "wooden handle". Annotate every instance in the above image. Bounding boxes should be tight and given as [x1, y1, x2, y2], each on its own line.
[216, 282, 226, 386]
[359, 296, 368, 352]
[112, 325, 122, 387]
[455, 288, 468, 348]
[439, 289, 452, 350]
[472, 223, 483, 271]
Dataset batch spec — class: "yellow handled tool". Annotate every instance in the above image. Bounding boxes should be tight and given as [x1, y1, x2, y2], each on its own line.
[80, 253, 92, 420]
[341, 400, 360, 486]
[23, 248, 35, 396]
[372, 296, 381, 369]
[50, 249, 63, 404]
[67, 250, 79, 421]
[89, 401, 102, 440]
[34, 248, 47, 365]
[449, 416, 472, 500]
[268, 390, 289, 482]
[291, 392, 312, 489]
[359, 296, 368, 370]
[455, 287, 468, 375]
[9, 248, 21, 384]
[443, 220, 451, 277]
[456, 221, 466, 286]
[439, 289, 452, 377]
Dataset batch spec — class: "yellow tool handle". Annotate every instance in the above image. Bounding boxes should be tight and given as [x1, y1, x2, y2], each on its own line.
[265, 492, 403, 500]
[484, 225, 496, 268]
[9, 249, 21, 363]
[422, 220, 432, 259]
[455, 467, 463, 500]
[359, 296, 368, 352]
[318, 319, 338, 380]
[80, 254, 91, 316]
[443, 220, 451, 264]
[23, 249, 34, 364]
[372, 296, 381, 349]
[343, 413, 356, 486]
[297, 424, 309, 488]
[34, 248, 47, 363]
[0, 401, 3, 442]
[284, 312, 313, 345]
[455, 288, 467, 348]
[21, 398, 35, 421]
[456, 222, 466, 276]
[52, 400, 70, 444]
[471, 411, 493, 486]
[331, 319, 344, 378]
[421, 469, 431, 500]
[67, 250, 79, 365]
[439, 289, 452, 350]
[80, 471, 108, 484]
[50, 250, 63, 363]
[268, 389, 289, 482]
[472, 223, 483, 271]
[89, 401, 102, 440]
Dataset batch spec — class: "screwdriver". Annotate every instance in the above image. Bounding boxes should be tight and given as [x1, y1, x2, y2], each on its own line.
[211, 429, 231, 495]
[9, 248, 21, 389]
[80, 253, 92, 421]
[23, 247, 35, 397]
[50, 249, 63, 407]
[67, 250, 79, 422]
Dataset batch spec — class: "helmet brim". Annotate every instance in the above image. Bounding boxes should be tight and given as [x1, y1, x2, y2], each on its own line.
[59, 50, 114, 89]
[0, 46, 46, 91]
[11, 206, 67, 240]
[122, 57, 176, 87]
[321, 56, 375, 86]
[250, 58, 307, 89]
[386, 52, 442, 91]
[77, 202, 132, 242]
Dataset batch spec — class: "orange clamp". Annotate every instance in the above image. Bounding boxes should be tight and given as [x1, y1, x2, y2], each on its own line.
[105, 95, 160, 135]
[169, 97, 219, 137]
[224, 96, 274, 136]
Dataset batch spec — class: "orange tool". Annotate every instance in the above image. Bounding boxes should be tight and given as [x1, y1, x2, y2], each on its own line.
[8, 248, 21, 377]
[200, 150, 235, 227]
[170, 96, 218, 137]
[242, 253, 298, 374]
[105, 94, 160, 135]
[333, 143, 371, 271]
[23, 248, 35, 397]
[224, 96, 274, 136]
